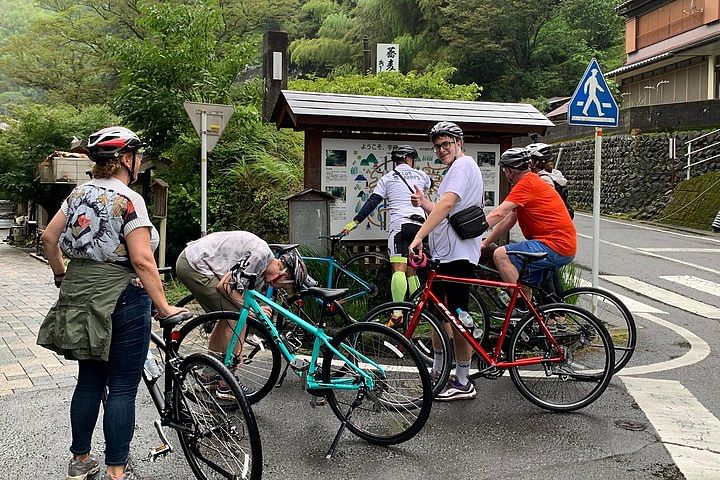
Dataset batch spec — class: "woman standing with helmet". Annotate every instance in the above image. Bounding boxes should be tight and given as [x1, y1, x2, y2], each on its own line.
[342, 145, 432, 317]
[409, 121, 484, 401]
[38, 126, 186, 480]
[526, 142, 574, 219]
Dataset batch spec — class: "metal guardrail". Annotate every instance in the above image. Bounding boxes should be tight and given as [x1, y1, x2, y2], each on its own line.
[683, 128, 720, 180]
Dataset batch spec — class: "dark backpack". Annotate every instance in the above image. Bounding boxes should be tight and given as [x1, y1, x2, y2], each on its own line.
[540, 173, 574, 219]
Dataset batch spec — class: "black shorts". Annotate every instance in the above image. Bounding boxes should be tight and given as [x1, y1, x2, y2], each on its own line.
[389, 222, 422, 258]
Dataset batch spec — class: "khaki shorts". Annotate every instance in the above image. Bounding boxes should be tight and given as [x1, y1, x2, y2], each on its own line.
[175, 251, 238, 313]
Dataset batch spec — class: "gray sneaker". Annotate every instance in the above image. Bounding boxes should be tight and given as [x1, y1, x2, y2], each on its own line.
[66, 453, 100, 480]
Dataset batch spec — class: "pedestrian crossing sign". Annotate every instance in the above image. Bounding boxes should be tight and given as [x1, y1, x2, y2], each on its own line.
[568, 58, 619, 127]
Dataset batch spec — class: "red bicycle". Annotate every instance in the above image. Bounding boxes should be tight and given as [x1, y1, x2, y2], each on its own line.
[362, 251, 615, 412]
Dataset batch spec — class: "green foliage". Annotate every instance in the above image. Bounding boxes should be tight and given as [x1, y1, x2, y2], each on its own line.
[660, 171, 720, 231]
[0, 103, 118, 201]
[291, 65, 481, 100]
[111, 2, 257, 151]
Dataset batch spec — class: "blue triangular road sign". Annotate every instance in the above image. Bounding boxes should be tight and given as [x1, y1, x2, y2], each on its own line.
[568, 58, 619, 127]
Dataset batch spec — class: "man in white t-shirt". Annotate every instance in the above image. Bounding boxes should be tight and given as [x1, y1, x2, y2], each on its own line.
[409, 121, 484, 401]
[342, 145, 432, 320]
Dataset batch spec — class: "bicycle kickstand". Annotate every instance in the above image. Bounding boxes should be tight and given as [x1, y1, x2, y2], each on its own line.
[325, 392, 364, 459]
[276, 361, 292, 387]
[148, 419, 173, 462]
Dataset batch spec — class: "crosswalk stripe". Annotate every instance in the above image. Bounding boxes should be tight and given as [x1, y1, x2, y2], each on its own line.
[621, 377, 720, 480]
[575, 277, 667, 314]
[661, 275, 720, 299]
[600, 275, 720, 319]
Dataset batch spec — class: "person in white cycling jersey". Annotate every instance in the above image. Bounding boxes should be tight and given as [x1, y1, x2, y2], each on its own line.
[342, 145, 432, 321]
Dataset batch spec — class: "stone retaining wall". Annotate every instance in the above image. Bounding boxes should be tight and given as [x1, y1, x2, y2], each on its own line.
[548, 130, 720, 219]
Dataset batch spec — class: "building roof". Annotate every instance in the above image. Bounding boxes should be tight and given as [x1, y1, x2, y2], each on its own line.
[271, 90, 553, 136]
[607, 52, 675, 77]
[546, 101, 569, 119]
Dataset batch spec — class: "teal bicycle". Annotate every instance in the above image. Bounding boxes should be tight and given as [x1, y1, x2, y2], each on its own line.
[175, 260, 433, 458]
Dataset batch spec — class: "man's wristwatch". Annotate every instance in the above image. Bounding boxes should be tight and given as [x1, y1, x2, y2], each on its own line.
[54, 272, 65, 288]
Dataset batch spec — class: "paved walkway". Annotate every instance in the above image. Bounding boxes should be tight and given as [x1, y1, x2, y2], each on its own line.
[0, 237, 77, 395]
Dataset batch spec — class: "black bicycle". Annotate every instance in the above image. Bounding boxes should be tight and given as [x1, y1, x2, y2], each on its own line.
[140, 310, 262, 480]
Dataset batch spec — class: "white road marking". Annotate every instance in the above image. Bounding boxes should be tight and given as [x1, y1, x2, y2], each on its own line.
[618, 312, 710, 376]
[600, 275, 720, 319]
[640, 248, 720, 253]
[575, 277, 667, 314]
[575, 213, 720, 244]
[661, 275, 720, 299]
[577, 233, 720, 276]
[621, 377, 720, 480]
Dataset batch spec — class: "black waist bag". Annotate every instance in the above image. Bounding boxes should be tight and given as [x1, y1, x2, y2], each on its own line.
[448, 205, 488, 239]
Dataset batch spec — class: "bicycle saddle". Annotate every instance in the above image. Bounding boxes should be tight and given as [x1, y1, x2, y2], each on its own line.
[156, 311, 193, 328]
[300, 287, 349, 302]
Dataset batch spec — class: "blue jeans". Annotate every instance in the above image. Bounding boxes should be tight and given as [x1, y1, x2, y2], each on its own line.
[69, 283, 151, 466]
[505, 240, 574, 287]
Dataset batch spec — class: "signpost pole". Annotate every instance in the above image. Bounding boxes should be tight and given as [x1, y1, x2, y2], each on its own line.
[592, 127, 602, 289]
[201, 111, 208, 237]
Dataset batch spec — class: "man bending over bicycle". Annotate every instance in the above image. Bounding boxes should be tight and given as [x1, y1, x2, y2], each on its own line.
[342, 145, 432, 323]
[481, 148, 576, 308]
[176, 230, 308, 395]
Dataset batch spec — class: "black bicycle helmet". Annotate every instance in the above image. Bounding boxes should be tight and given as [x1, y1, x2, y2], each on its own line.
[280, 249, 309, 290]
[390, 145, 419, 163]
[499, 147, 530, 170]
[526, 142, 553, 163]
[429, 121, 464, 142]
[86, 126, 145, 163]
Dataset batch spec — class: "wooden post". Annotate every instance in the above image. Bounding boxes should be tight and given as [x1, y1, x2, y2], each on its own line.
[262, 31, 288, 122]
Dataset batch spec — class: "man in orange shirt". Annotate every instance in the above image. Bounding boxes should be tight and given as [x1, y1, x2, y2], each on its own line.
[481, 147, 576, 289]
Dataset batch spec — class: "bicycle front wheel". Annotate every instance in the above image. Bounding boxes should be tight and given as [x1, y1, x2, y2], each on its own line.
[508, 304, 614, 412]
[176, 313, 282, 405]
[362, 301, 451, 397]
[173, 353, 262, 480]
[560, 287, 636, 373]
[334, 252, 392, 317]
[322, 322, 433, 446]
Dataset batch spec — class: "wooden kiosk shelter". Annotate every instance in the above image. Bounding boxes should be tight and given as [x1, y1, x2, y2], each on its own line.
[271, 90, 553, 243]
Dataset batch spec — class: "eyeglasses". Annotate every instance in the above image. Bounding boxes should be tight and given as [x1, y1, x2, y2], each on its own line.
[432, 141, 455, 152]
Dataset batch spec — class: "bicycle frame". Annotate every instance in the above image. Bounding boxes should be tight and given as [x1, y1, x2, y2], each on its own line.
[413, 269, 567, 369]
[225, 287, 380, 391]
[302, 255, 372, 304]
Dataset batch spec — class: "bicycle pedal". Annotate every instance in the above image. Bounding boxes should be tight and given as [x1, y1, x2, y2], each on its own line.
[310, 396, 327, 408]
[148, 444, 172, 462]
[290, 358, 310, 371]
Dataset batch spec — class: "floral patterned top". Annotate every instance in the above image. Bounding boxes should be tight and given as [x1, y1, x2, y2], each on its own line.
[60, 177, 158, 267]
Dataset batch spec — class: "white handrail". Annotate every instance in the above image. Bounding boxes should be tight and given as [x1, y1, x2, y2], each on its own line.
[684, 128, 720, 145]
[683, 129, 720, 180]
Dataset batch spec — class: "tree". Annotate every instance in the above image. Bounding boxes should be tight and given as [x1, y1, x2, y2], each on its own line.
[0, 103, 118, 202]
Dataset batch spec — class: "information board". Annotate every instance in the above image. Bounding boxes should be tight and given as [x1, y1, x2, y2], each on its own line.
[321, 138, 499, 240]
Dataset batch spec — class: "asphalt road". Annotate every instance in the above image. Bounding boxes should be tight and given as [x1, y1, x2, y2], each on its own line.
[5, 217, 718, 479]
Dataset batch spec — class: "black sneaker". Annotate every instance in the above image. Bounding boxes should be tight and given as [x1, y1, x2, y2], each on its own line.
[216, 379, 255, 401]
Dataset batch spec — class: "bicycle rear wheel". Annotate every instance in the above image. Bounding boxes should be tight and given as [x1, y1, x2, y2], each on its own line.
[560, 287, 636, 373]
[508, 303, 614, 412]
[174, 353, 262, 480]
[361, 301, 451, 397]
[176, 313, 282, 405]
[322, 322, 432, 446]
[175, 294, 207, 316]
[334, 252, 392, 318]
